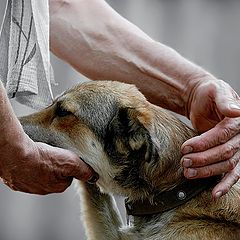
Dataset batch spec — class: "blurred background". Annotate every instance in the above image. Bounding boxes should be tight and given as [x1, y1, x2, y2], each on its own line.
[0, 0, 240, 239]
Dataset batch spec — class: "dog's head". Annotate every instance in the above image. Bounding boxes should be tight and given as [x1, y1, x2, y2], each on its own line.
[20, 81, 194, 199]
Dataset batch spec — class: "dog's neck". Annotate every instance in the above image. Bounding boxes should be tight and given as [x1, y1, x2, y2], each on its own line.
[146, 106, 196, 193]
[123, 106, 220, 216]
[124, 105, 197, 202]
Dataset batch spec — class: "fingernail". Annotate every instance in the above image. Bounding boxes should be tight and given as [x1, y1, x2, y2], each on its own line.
[230, 158, 237, 169]
[182, 158, 192, 167]
[215, 191, 223, 199]
[182, 146, 193, 154]
[87, 174, 99, 184]
[186, 168, 197, 178]
[230, 103, 240, 110]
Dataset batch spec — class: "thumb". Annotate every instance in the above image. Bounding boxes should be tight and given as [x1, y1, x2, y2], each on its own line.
[59, 149, 98, 182]
[72, 160, 99, 183]
[216, 91, 240, 118]
[38, 142, 98, 183]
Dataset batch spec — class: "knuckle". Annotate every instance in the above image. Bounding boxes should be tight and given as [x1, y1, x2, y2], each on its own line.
[229, 155, 239, 168]
[3, 179, 16, 191]
[218, 127, 232, 143]
[219, 118, 239, 138]
[196, 138, 210, 151]
[226, 118, 240, 132]
[227, 159, 237, 170]
[233, 174, 240, 184]
[198, 156, 209, 166]
[224, 175, 240, 193]
[232, 170, 240, 183]
[224, 182, 232, 193]
[204, 168, 214, 178]
[223, 144, 236, 159]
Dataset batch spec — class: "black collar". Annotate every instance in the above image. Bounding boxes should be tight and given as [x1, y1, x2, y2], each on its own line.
[125, 176, 220, 216]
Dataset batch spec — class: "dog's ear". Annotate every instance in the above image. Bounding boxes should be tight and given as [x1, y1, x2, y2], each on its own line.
[105, 107, 154, 164]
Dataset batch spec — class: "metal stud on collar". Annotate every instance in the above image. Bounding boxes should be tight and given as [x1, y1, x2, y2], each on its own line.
[177, 190, 186, 200]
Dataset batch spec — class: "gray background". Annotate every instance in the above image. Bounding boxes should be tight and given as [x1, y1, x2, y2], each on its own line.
[0, 0, 240, 240]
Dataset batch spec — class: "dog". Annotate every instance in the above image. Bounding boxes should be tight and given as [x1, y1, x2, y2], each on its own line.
[20, 80, 240, 240]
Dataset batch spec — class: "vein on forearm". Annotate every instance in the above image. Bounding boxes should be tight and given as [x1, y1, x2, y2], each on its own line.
[50, 0, 213, 116]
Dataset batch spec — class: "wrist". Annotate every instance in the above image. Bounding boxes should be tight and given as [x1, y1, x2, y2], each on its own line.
[0, 133, 35, 173]
[0, 137, 22, 179]
[49, 0, 71, 15]
[184, 73, 218, 118]
[0, 123, 26, 148]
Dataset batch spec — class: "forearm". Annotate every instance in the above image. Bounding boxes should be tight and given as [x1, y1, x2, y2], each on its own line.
[50, 0, 215, 115]
[0, 82, 25, 144]
[0, 81, 26, 175]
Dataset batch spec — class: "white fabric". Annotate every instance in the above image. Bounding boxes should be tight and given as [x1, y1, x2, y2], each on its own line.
[0, 0, 54, 109]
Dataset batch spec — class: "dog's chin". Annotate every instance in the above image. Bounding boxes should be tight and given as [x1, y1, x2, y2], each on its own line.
[80, 157, 100, 180]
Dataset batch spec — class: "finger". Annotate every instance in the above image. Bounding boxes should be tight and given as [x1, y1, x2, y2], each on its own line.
[51, 180, 73, 193]
[2, 179, 19, 192]
[38, 143, 97, 182]
[181, 134, 240, 168]
[68, 159, 98, 183]
[212, 154, 240, 199]
[212, 171, 240, 200]
[4, 180, 50, 195]
[19, 179, 70, 194]
[182, 117, 240, 154]
[183, 158, 238, 179]
[58, 150, 97, 182]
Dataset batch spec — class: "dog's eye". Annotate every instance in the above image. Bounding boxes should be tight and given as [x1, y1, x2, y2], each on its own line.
[56, 107, 72, 117]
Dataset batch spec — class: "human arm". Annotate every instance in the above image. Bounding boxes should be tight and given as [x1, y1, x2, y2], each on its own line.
[0, 81, 95, 194]
[49, 0, 240, 198]
[49, 0, 214, 115]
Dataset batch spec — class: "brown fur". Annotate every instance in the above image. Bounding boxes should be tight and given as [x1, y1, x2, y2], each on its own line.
[20, 81, 240, 240]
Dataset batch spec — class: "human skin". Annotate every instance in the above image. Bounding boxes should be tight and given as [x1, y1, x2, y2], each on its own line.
[0, 80, 96, 194]
[49, 0, 240, 199]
